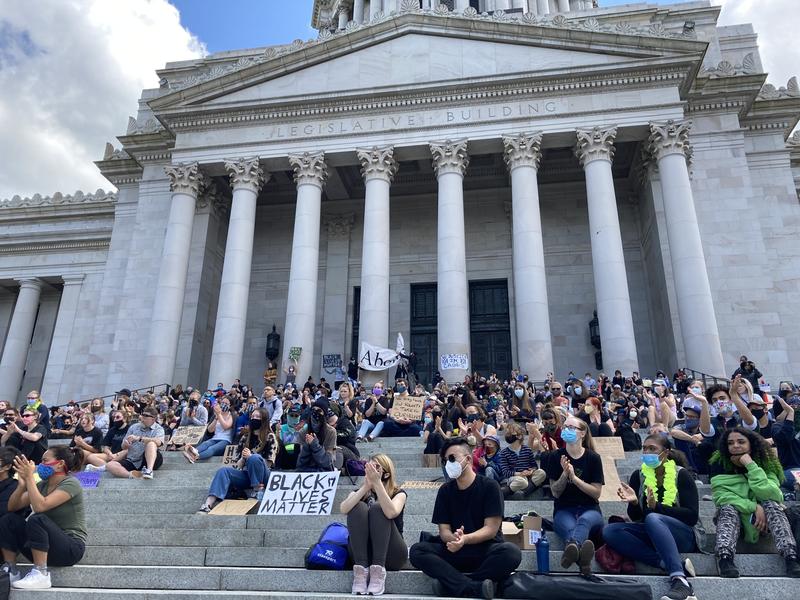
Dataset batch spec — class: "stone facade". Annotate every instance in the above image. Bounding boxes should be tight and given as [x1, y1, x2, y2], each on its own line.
[1, 1, 799, 404]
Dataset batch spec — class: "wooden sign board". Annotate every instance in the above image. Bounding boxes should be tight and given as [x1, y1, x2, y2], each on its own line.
[402, 480, 442, 489]
[593, 437, 625, 460]
[222, 445, 238, 465]
[391, 396, 425, 422]
[169, 425, 206, 446]
[209, 499, 258, 516]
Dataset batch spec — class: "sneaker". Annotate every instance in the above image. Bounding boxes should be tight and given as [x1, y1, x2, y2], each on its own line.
[561, 541, 579, 569]
[786, 557, 800, 578]
[367, 565, 386, 596]
[85, 464, 106, 472]
[352, 565, 368, 595]
[578, 539, 595, 576]
[1, 563, 20, 584]
[478, 578, 496, 600]
[660, 576, 695, 600]
[682, 557, 696, 578]
[141, 467, 153, 479]
[197, 504, 212, 514]
[11, 567, 51, 590]
[716, 556, 739, 578]
[182, 450, 197, 464]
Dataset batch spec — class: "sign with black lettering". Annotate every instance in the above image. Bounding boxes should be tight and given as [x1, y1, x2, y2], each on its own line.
[257, 471, 340, 516]
[322, 353, 342, 369]
[358, 341, 401, 372]
[169, 425, 206, 446]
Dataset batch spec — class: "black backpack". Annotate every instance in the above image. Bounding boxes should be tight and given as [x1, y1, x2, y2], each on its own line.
[501, 572, 651, 600]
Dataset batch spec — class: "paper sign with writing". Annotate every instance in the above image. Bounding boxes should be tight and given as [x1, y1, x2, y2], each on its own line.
[289, 346, 302, 361]
[221, 445, 238, 465]
[258, 471, 340, 516]
[440, 353, 469, 371]
[391, 395, 425, 422]
[322, 353, 342, 369]
[169, 425, 206, 446]
[74, 471, 101, 489]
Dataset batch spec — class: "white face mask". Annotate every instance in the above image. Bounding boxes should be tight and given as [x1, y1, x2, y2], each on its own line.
[445, 456, 465, 479]
[574, 387, 583, 395]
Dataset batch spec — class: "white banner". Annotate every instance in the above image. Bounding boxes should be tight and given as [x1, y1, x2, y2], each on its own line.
[358, 341, 401, 372]
[258, 471, 339, 516]
[440, 353, 469, 371]
[396, 332, 405, 355]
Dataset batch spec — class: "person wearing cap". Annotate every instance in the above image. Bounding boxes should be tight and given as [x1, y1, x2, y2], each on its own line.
[646, 378, 677, 429]
[671, 383, 716, 474]
[105, 407, 164, 479]
[276, 403, 307, 470]
[473, 435, 502, 482]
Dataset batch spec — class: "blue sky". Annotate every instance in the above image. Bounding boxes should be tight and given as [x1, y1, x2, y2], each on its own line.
[169, 0, 685, 54]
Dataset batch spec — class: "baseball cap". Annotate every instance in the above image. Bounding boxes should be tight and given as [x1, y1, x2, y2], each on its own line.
[682, 397, 703, 414]
[116, 388, 132, 397]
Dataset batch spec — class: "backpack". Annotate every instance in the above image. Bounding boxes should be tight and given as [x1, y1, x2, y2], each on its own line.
[304, 522, 350, 570]
[500, 572, 651, 600]
[346, 459, 366, 476]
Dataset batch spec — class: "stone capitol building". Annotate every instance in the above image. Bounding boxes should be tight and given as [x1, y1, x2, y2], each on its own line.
[1, 0, 799, 405]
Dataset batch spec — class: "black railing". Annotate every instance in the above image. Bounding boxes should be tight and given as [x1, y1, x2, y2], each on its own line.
[680, 368, 729, 388]
[50, 383, 171, 410]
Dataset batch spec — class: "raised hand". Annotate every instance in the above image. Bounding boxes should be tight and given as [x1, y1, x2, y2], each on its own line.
[617, 482, 638, 503]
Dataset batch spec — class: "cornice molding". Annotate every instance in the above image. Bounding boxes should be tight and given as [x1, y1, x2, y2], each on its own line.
[0, 239, 110, 255]
[0, 189, 117, 210]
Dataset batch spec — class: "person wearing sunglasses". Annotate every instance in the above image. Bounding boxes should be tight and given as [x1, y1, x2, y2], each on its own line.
[409, 437, 521, 599]
[1, 408, 48, 463]
[105, 407, 164, 480]
[21, 391, 50, 433]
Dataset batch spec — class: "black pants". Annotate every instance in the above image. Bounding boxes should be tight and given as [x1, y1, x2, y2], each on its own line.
[0, 513, 85, 567]
[409, 540, 521, 596]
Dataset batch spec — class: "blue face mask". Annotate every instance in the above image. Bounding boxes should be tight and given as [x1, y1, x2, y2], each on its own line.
[642, 453, 662, 469]
[396, 385, 406, 394]
[36, 463, 55, 480]
[560, 428, 579, 444]
[684, 418, 700, 430]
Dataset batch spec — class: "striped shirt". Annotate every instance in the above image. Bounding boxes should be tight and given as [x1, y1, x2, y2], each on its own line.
[497, 445, 538, 479]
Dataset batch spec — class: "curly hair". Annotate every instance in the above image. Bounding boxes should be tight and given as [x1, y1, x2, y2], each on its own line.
[709, 426, 784, 482]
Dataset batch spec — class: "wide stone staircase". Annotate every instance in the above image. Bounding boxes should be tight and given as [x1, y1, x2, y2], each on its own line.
[13, 436, 800, 599]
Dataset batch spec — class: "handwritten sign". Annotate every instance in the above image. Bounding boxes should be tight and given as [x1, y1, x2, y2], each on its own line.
[440, 353, 469, 371]
[222, 445, 238, 465]
[258, 471, 340, 516]
[74, 471, 101, 488]
[391, 395, 425, 422]
[322, 353, 342, 369]
[169, 425, 206, 446]
[289, 346, 302, 361]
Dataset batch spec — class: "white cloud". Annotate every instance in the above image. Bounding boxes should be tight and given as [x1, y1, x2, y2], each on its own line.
[0, 0, 205, 200]
[715, 0, 798, 86]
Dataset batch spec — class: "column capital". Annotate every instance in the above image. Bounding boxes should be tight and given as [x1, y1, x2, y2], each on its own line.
[289, 151, 328, 188]
[61, 274, 86, 286]
[196, 180, 230, 217]
[575, 126, 617, 166]
[224, 157, 268, 193]
[14, 278, 42, 291]
[357, 146, 398, 183]
[430, 139, 470, 177]
[165, 162, 205, 196]
[325, 213, 355, 239]
[648, 119, 693, 161]
[502, 132, 543, 171]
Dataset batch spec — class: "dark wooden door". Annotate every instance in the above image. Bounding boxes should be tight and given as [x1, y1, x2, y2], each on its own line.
[469, 280, 512, 378]
[410, 284, 437, 386]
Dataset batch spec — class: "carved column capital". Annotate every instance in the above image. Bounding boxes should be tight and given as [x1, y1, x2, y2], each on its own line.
[224, 157, 268, 193]
[430, 139, 470, 177]
[357, 146, 398, 183]
[575, 126, 617, 167]
[325, 213, 355, 240]
[289, 151, 328, 188]
[502, 132, 543, 171]
[165, 162, 205, 196]
[648, 120, 693, 161]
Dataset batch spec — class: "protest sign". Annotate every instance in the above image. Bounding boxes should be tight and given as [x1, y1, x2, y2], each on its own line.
[322, 353, 342, 369]
[221, 445, 238, 465]
[391, 395, 425, 422]
[402, 480, 442, 489]
[358, 342, 401, 372]
[169, 425, 206, 446]
[592, 437, 625, 459]
[440, 353, 469, 371]
[209, 499, 259, 516]
[289, 346, 302, 361]
[258, 471, 340, 516]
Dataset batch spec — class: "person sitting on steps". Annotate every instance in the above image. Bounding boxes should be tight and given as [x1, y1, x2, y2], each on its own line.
[105, 407, 165, 480]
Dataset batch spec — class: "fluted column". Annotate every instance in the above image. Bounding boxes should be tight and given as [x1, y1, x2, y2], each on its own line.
[576, 127, 639, 374]
[356, 146, 398, 384]
[537, 0, 550, 15]
[503, 133, 554, 379]
[354, 0, 365, 23]
[431, 139, 471, 383]
[557, 0, 570, 12]
[0, 279, 42, 402]
[369, 0, 381, 20]
[649, 120, 725, 376]
[281, 152, 328, 383]
[337, 5, 349, 29]
[40, 274, 85, 403]
[207, 158, 267, 388]
[144, 163, 204, 385]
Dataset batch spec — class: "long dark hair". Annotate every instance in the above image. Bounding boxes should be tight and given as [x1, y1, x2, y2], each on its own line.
[51, 446, 83, 473]
[644, 433, 689, 468]
[310, 406, 332, 448]
[710, 426, 784, 481]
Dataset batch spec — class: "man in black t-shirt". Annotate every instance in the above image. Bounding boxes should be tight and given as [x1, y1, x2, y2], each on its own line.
[409, 437, 521, 599]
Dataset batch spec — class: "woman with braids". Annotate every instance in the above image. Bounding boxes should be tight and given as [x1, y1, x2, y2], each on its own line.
[710, 426, 800, 578]
[603, 434, 699, 600]
[198, 407, 278, 513]
[0, 446, 87, 589]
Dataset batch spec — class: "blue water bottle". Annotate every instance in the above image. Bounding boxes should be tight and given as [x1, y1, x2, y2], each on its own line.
[536, 532, 550, 574]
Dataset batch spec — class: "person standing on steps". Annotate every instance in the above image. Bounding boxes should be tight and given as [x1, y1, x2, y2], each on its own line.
[409, 437, 521, 599]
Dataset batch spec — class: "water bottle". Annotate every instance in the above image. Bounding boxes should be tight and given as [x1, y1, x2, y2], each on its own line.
[536, 532, 550, 574]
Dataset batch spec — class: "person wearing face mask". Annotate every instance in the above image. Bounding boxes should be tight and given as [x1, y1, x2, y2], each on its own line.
[709, 427, 800, 578]
[296, 404, 337, 472]
[671, 387, 716, 475]
[537, 409, 564, 451]
[460, 405, 496, 448]
[21, 390, 50, 433]
[383, 379, 424, 438]
[603, 435, 700, 600]
[771, 393, 800, 493]
[88, 397, 109, 435]
[276, 403, 307, 470]
[646, 379, 677, 429]
[728, 376, 759, 432]
[259, 386, 283, 429]
[1, 408, 48, 463]
[507, 384, 535, 422]
[0, 447, 86, 589]
[578, 396, 615, 438]
[357, 384, 391, 442]
[473, 435, 503, 482]
[409, 437, 521, 599]
[706, 383, 756, 433]
[496, 423, 546, 498]
[84, 411, 131, 472]
[543, 416, 604, 575]
[423, 406, 454, 457]
[198, 408, 278, 513]
[183, 396, 236, 463]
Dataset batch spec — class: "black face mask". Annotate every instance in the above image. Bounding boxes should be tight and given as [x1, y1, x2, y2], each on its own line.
[505, 434, 518, 444]
[250, 420, 262, 430]
[543, 423, 556, 433]
[751, 409, 765, 420]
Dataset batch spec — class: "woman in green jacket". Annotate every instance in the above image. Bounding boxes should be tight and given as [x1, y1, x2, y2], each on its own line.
[710, 427, 800, 578]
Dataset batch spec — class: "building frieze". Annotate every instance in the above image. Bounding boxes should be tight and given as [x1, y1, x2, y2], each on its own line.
[0, 239, 110, 255]
[757, 77, 800, 101]
[0, 189, 117, 210]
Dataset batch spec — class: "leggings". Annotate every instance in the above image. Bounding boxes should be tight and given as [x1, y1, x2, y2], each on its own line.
[715, 501, 798, 560]
[346, 501, 407, 569]
[0, 512, 85, 567]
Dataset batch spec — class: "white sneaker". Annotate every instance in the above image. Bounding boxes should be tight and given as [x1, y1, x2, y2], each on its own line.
[12, 567, 51, 589]
[141, 467, 153, 480]
[85, 464, 106, 472]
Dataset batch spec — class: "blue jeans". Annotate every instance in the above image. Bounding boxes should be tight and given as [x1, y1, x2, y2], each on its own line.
[208, 455, 270, 500]
[196, 438, 230, 460]
[603, 513, 696, 577]
[484, 466, 502, 483]
[357, 420, 385, 440]
[553, 506, 603, 545]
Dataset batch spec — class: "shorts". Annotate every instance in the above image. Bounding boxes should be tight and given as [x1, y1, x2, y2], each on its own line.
[118, 450, 164, 472]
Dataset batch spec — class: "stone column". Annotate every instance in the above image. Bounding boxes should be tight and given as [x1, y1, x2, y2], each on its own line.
[207, 158, 267, 388]
[40, 275, 84, 403]
[338, 5, 349, 29]
[503, 133, 554, 379]
[648, 120, 725, 376]
[281, 152, 328, 383]
[369, 0, 382, 20]
[537, 0, 550, 15]
[320, 214, 354, 379]
[356, 146, 398, 384]
[557, 0, 570, 12]
[430, 139, 472, 383]
[455, 0, 470, 12]
[576, 127, 639, 374]
[0, 279, 42, 402]
[143, 163, 204, 385]
[354, 0, 365, 23]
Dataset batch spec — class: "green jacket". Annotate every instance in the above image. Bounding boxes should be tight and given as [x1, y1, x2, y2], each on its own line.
[710, 461, 784, 543]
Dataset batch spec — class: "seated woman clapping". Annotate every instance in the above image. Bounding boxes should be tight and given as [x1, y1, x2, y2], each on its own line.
[69, 413, 104, 466]
[183, 397, 236, 463]
[84, 410, 131, 472]
[198, 408, 278, 513]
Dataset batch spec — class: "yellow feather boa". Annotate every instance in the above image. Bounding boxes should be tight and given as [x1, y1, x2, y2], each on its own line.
[641, 458, 678, 507]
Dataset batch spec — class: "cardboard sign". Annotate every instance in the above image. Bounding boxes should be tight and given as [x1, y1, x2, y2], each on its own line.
[502, 515, 542, 550]
[599, 456, 623, 502]
[258, 471, 340, 516]
[209, 499, 258, 515]
[169, 425, 206, 446]
[402, 480, 442, 489]
[592, 437, 625, 460]
[221, 445, 238, 465]
[391, 395, 425, 422]
[440, 353, 469, 371]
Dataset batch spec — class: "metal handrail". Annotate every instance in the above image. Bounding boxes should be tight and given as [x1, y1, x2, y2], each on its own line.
[680, 368, 730, 388]
[49, 383, 172, 410]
